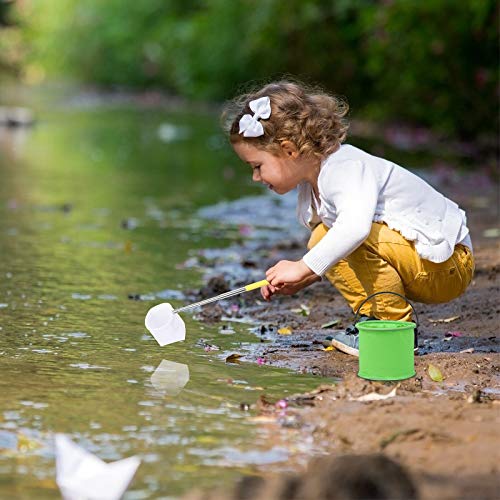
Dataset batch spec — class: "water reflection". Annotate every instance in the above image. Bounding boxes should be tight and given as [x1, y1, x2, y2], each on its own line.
[0, 87, 326, 498]
[150, 359, 190, 396]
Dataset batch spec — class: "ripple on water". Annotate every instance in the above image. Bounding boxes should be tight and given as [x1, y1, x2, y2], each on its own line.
[69, 363, 111, 370]
[67, 332, 89, 338]
[71, 293, 92, 300]
[190, 446, 289, 466]
[97, 294, 118, 300]
[156, 289, 185, 300]
[19, 402, 48, 409]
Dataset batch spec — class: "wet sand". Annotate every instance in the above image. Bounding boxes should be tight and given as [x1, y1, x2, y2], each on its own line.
[184, 167, 499, 499]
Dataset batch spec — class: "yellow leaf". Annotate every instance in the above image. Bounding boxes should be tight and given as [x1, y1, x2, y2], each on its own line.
[196, 435, 218, 444]
[17, 433, 42, 453]
[428, 363, 444, 382]
[324, 346, 335, 351]
[277, 327, 292, 335]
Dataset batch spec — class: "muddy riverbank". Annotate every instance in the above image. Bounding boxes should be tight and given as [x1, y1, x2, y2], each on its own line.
[181, 167, 499, 499]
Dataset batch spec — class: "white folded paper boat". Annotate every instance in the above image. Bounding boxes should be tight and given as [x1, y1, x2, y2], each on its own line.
[55, 434, 140, 500]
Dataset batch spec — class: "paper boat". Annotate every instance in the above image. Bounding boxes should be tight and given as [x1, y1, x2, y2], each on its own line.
[55, 434, 140, 500]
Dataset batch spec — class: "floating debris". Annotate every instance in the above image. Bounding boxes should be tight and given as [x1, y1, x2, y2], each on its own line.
[127, 293, 155, 301]
[196, 339, 220, 352]
[225, 353, 244, 364]
[219, 324, 235, 335]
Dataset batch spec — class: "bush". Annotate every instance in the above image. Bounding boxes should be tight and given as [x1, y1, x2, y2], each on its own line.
[15, 0, 499, 141]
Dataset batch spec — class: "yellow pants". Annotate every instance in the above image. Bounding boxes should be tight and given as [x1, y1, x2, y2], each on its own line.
[308, 222, 474, 321]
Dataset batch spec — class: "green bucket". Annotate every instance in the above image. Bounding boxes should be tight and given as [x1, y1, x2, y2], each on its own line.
[355, 292, 417, 381]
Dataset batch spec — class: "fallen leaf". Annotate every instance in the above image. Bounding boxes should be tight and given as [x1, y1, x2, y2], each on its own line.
[196, 435, 219, 444]
[297, 304, 310, 316]
[225, 353, 244, 363]
[427, 363, 444, 382]
[428, 315, 461, 324]
[323, 346, 335, 351]
[321, 319, 340, 328]
[352, 387, 397, 402]
[17, 433, 43, 452]
[277, 327, 292, 335]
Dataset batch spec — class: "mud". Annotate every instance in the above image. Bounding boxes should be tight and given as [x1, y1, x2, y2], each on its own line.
[183, 167, 499, 499]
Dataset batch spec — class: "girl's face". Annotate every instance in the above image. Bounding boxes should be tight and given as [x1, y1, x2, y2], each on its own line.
[232, 141, 307, 195]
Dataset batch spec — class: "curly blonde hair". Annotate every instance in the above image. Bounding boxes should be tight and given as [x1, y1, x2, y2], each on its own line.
[222, 80, 349, 159]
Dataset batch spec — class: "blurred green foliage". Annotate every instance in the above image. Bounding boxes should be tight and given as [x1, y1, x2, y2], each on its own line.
[6, 0, 499, 141]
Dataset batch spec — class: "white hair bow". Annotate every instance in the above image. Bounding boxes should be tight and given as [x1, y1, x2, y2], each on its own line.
[238, 96, 271, 138]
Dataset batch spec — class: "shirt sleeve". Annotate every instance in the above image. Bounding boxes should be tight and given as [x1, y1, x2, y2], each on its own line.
[302, 160, 379, 276]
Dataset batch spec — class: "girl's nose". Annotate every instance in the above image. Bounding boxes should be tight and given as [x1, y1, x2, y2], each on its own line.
[252, 170, 261, 182]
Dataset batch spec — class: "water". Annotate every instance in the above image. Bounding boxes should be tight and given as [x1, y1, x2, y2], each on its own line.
[0, 86, 327, 498]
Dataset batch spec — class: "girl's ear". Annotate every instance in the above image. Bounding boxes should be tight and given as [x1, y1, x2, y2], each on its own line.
[280, 141, 299, 159]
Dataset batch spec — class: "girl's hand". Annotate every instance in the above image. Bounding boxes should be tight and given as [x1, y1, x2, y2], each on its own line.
[260, 281, 309, 301]
[266, 259, 317, 287]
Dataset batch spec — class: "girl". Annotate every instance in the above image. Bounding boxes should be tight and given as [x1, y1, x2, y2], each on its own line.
[222, 81, 474, 356]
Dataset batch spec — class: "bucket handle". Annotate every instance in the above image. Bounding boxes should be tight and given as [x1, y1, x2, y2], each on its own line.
[353, 291, 419, 328]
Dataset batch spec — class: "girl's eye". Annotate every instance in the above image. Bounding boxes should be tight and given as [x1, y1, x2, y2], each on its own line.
[253, 165, 261, 170]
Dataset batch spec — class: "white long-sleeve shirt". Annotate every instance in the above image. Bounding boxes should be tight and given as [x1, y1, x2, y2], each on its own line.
[300, 145, 472, 276]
